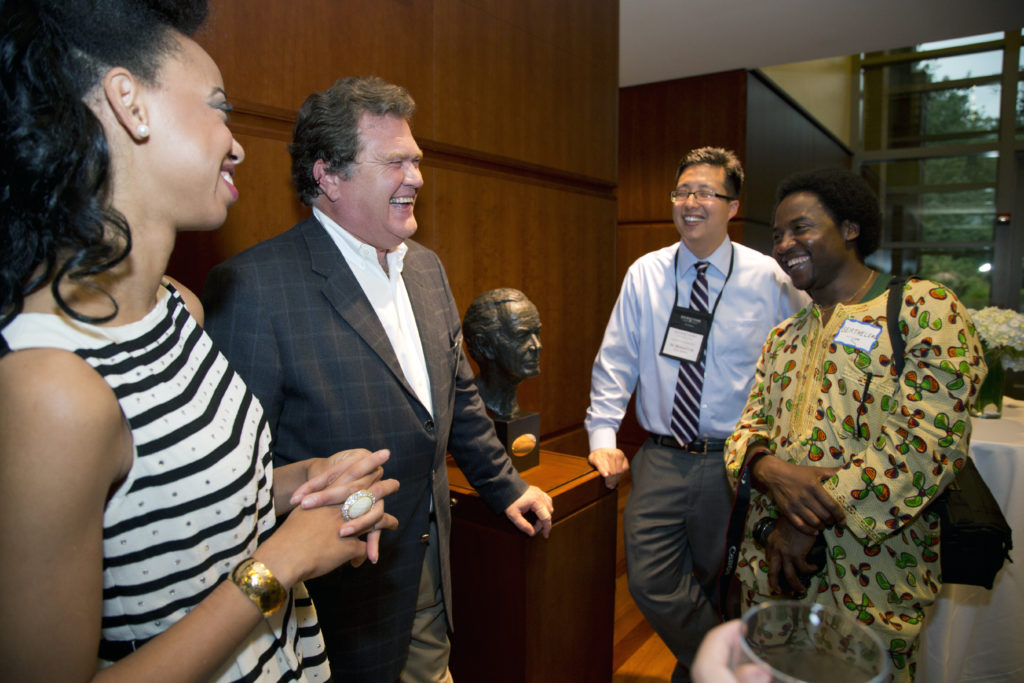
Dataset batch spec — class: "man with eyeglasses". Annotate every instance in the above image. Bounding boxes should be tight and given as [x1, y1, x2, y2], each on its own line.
[585, 147, 807, 681]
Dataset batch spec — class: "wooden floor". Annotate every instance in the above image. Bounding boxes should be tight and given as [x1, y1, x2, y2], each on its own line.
[610, 474, 679, 683]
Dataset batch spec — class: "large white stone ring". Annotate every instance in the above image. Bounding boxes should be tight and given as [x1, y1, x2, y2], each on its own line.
[342, 489, 376, 522]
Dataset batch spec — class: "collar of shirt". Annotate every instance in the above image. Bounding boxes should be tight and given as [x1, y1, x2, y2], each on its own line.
[675, 237, 733, 301]
[585, 240, 803, 449]
[311, 207, 433, 416]
[313, 206, 408, 279]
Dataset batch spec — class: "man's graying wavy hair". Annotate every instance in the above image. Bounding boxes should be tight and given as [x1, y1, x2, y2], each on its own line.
[290, 75, 417, 206]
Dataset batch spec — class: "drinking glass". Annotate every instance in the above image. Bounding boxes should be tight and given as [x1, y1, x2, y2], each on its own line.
[731, 601, 890, 683]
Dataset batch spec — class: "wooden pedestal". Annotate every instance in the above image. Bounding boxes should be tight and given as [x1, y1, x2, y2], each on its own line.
[447, 451, 617, 683]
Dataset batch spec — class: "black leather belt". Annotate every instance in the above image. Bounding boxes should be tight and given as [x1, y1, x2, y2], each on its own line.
[651, 434, 727, 454]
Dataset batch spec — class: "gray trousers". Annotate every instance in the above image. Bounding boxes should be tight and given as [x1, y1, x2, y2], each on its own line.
[623, 438, 733, 675]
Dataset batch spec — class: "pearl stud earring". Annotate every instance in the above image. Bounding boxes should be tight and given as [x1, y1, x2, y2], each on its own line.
[136, 124, 150, 139]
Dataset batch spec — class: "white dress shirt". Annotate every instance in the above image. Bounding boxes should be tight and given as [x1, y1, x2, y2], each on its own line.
[313, 207, 434, 417]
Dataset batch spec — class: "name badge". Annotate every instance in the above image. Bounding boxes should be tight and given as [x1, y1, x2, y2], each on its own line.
[833, 319, 882, 352]
[661, 306, 712, 363]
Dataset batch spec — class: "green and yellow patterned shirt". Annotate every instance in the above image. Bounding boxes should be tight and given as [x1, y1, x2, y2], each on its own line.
[725, 277, 986, 677]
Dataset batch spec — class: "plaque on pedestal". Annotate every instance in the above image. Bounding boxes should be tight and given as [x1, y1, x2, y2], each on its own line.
[493, 411, 540, 472]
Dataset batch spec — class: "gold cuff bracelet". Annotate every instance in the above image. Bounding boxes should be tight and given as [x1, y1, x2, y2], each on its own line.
[230, 557, 287, 616]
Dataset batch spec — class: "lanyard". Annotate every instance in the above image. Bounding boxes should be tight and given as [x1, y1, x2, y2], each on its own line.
[672, 243, 735, 322]
[660, 244, 736, 364]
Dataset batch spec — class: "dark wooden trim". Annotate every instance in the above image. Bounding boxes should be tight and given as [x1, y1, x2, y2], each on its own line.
[227, 99, 615, 200]
[421, 139, 616, 199]
[228, 98, 296, 142]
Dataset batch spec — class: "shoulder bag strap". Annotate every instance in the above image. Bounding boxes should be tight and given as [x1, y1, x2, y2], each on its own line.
[886, 275, 908, 378]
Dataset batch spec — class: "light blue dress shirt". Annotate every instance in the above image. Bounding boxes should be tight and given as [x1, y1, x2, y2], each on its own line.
[585, 238, 808, 450]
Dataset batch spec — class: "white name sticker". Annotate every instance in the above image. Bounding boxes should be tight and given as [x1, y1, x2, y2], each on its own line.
[833, 319, 883, 352]
[663, 327, 704, 362]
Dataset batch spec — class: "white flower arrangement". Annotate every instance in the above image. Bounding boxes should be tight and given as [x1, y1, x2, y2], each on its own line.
[969, 306, 1024, 372]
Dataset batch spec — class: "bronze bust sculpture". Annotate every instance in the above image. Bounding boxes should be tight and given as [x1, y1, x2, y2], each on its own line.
[462, 288, 542, 419]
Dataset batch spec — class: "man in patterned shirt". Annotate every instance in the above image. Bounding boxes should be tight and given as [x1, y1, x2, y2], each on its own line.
[725, 167, 987, 682]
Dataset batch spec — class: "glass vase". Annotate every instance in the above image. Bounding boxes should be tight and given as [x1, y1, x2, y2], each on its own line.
[971, 349, 1005, 419]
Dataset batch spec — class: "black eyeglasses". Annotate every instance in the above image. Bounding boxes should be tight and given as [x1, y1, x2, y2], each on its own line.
[670, 189, 735, 204]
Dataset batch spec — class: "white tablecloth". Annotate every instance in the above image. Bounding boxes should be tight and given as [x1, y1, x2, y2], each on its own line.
[917, 397, 1024, 682]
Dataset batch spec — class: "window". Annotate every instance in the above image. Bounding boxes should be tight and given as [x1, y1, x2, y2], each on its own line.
[855, 29, 1024, 311]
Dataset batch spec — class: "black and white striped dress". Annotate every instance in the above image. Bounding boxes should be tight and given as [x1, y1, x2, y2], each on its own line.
[1, 282, 330, 682]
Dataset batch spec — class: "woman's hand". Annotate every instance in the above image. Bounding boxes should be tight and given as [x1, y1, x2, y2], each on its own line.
[287, 448, 399, 564]
[258, 478, 400, 586]
[291, 448, 390, 508]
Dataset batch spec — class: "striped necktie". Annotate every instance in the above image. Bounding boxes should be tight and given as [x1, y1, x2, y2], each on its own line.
[669, 261, 709, 447]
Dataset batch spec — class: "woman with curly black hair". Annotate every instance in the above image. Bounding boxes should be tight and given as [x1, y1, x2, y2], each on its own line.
[0, 1, 399, 680]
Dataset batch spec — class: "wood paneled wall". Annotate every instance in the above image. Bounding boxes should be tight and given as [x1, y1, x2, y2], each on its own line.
[617, 69, 851, 276]
[742, 71, 852, 253]
[168, 0, 619, 451]
[612, 69, 850, 453]
[619, 71, 748, 226]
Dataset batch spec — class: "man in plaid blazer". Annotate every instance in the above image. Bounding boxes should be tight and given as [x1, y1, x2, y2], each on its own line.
[203, 76, 553, 683]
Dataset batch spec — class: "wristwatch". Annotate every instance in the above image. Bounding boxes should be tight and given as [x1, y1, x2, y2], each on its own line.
[752, 516, 777, 548]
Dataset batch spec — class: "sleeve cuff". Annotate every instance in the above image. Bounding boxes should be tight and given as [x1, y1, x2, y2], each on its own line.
[588, 427, 618, 453]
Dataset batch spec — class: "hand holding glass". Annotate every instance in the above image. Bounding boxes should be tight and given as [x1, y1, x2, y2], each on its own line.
[730, 601, 890, 683]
